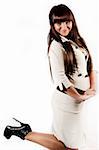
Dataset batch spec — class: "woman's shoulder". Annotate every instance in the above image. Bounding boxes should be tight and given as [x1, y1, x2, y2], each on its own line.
[50, 39, 62, 48]
[49, 39, 63, 54]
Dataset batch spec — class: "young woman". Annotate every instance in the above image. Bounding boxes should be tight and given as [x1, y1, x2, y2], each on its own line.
[3, 4, 96, 150]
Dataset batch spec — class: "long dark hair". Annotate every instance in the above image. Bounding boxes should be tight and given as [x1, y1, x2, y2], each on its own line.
[48, 4, 92, 76]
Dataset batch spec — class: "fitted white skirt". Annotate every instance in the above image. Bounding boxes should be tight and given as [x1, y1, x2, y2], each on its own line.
[51, 89, 86, 149]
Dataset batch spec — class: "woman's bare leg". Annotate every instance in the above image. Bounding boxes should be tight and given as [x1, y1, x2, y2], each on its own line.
[25, 131, 66, 150]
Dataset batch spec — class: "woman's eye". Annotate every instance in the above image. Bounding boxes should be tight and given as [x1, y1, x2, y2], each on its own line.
[57, 22, 61, 25]
[55, 22, 61, 26]
[65, 21, 69, 24]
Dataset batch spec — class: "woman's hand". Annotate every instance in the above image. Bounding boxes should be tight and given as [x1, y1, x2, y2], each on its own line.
[65, 86, 96, 104]
[76, 89, 96, 104]
[84, 88, 96, 95]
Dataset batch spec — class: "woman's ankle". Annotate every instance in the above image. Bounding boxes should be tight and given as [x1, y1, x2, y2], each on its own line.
[25, 131, 33, 140]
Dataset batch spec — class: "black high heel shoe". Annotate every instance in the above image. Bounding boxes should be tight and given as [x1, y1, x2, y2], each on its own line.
[4, 118, 32, 140]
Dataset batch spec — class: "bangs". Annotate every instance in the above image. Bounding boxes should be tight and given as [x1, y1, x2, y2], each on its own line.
[53, 15, 73, 24]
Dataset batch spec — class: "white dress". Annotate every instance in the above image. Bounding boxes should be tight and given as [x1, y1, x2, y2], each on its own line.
[48, 36, 90, 149]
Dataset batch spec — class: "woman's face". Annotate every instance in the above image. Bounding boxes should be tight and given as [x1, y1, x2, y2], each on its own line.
[54, 20, 72, 37]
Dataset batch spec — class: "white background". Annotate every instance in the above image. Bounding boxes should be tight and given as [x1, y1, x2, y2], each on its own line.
[0, 0, 99, 149]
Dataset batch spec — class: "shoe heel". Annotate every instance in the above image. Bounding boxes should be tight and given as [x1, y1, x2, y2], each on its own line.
[13, 118, 24, 125]
[4, 126, 12, 139]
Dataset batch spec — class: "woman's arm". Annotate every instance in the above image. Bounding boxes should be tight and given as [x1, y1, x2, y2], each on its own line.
[49, 41, 74, 90]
